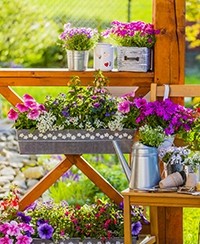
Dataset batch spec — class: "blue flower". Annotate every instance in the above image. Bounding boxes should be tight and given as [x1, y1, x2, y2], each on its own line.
[131, 221, 142, 236]
[37, 223, 54, 240]
[17, 212, 32, 224]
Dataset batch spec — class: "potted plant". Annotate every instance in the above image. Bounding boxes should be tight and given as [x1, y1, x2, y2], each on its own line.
[158, 146, 190, 175]
[58, 23, 99, 71]
[0, 187, 146, 244]
[7, 71, 136, 154]
[101, 20, 160, 72]
[115, 94, 195, 189]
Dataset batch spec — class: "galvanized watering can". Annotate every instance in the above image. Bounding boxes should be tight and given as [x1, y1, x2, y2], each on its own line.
[113, 141, 161, 190]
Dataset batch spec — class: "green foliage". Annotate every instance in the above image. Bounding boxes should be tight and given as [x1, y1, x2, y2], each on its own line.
[183, 208, 200, 244]
[186, 0, 200, 48]
[0, 0, 60, 67]
[138, 125, 165, 147]
[49, 155, 128, 205]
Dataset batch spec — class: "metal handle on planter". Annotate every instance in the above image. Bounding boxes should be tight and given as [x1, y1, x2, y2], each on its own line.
[124, 56, 139, 61]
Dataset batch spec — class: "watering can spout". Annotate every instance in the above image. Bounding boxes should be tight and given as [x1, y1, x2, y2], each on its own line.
[112, 141, 131, 181]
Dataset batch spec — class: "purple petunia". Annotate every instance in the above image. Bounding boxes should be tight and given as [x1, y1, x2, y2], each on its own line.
[131, 221, 142, 236]
[17, 212, 31, 224]
[37, 223, 54, 240]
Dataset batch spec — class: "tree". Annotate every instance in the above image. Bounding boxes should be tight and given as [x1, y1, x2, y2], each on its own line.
[0, 0, 60, 67]
[186, 0, 200, 48]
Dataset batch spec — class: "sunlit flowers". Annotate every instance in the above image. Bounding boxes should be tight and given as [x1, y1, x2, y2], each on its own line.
[118, 94, 195, 136]
[59, 23, 99, 51]
[102, 20, 160, 48]
[0, 221, 34, 244]
[158, 146, 190, 165]
[7, 94, 46, 130]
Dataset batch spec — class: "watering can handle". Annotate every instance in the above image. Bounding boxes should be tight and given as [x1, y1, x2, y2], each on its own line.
[163, 84, 170, 100]
[112, 140, 131, 181]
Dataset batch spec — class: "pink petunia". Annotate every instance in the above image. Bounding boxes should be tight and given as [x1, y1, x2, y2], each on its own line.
[118, 101, 130, 114]
[6, 221, 21, 236]
[27, 109, 40, 120]
[7, 108, 18, 120]
[16, 103, 29, 113]
[0, 236, 13, 244]
[24, 100, 38, 109]
[22, 94, 35, 101]
[38, 104, 46, 111]
[16, 235, 32, 244]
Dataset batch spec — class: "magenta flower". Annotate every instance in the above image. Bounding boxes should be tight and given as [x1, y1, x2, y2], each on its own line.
[16, 235, 32, 244]
[118, 101, 130, 114]
[16, 103, 29, 113]
[7, 108, 18, 120]
[24, 100, 38, 109]
[102, 20, 160, 48]
[0, 236, 13, 244]
[6, 221, 21, 236]
[27, 109, 40, 120]
[22, 94, 35, 101]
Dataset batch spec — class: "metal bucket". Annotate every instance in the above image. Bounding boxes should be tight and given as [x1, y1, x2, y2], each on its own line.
[129, 142, 161, 189]
[67, 50, 89, 71]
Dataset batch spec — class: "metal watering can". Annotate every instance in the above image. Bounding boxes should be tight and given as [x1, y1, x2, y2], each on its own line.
[112, 141, 161, 190]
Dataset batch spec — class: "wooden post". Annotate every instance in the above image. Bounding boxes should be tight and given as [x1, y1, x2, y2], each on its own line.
[151, 1, 185, 242]
[153, 0, 185, 86]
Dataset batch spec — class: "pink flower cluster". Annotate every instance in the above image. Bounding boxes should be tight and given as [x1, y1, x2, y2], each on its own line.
[0, 221, 34, 244]
[8, 94, 45, 121]
[102, 20, 160, 48]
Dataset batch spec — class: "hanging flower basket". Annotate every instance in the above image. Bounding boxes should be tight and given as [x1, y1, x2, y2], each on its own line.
[16, 129, 135, 154]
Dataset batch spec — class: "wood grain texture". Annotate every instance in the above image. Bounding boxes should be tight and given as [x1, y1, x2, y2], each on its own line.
[153, 0, 185, 87]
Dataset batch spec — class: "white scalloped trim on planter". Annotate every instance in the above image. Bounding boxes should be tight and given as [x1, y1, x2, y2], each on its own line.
[16, 129, 135, 155]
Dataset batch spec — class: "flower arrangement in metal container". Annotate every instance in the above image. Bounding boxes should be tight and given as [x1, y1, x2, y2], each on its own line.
[7, 72, 195, 140]
[101, 20, 160, 48]
[59, 23, 99, 51]
[117, 94, 195, 147]
[0, 187, 146, 243]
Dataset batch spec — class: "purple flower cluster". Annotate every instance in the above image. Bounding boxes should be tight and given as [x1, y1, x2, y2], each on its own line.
[102, 20, 160, 48]
[60, 23, 98, 40]
[59, 23, 99, 51]
[118, 95, 195, 135]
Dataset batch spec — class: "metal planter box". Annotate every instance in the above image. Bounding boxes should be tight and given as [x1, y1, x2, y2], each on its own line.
[17, 129, 135, 155]
[117, 47, 151, 72]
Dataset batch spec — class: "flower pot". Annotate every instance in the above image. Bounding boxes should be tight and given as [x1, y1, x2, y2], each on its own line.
[117, 47, 151, 72]
[94, 43, 114, 71]
[67, 50, 89, 71]
[166, 163, 184, 175]
[129, 142, 161, 189]
[82, 238, 124, 244]
[32, 238, 80, 244]
[16, 129, 135, 154]
[32, 237, 136, 244]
